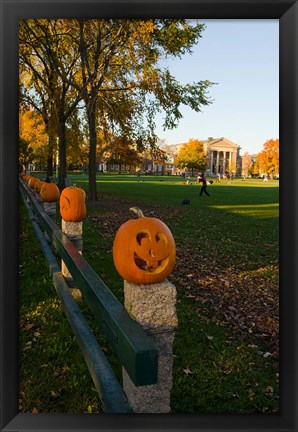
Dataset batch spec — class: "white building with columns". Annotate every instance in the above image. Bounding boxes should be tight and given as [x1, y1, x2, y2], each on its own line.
[166, 137, 241, 176]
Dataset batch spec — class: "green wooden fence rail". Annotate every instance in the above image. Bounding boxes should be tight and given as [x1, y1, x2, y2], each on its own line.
[19, 179, 159, 411]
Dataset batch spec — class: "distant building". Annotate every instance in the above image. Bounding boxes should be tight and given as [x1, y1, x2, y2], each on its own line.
[164, 137, 242, 176]
[97, 136, 243, 176]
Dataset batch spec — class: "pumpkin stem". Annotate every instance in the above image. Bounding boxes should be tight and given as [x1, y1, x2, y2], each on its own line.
[130, 207, 144, 218]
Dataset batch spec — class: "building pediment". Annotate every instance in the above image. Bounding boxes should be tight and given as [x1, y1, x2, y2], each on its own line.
[163, 138, 240, 157]
[207, 137, 240, 149]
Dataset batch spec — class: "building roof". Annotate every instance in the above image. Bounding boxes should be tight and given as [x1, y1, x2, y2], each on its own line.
[163, 137, 240, 153]
[203, 137, 240, 149]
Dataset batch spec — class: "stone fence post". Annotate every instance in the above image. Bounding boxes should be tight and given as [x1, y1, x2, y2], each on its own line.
[59, 184, 86, 295]
[122, 279, 178, 413]
[112, 206, 178, 413]
[61, 220, 83, 286]
[43, 202, 56, 221]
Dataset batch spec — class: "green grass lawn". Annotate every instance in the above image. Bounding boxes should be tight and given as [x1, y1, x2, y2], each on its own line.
[19, 174, 279, 414]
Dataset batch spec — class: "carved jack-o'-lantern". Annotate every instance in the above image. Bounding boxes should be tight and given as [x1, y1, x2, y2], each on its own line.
[60, 184, 86, 222]
[112, 207, 176, 285]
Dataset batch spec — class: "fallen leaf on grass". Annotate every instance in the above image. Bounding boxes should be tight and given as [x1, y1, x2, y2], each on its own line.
[23, 323, 35, 331]
[183, 367, 194, 376]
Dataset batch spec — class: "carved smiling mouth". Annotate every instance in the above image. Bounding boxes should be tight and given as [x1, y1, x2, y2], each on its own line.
[134, 253, 170, 273]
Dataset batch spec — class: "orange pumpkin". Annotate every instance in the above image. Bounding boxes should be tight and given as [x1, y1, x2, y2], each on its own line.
[34, 180, 45, 193]
[40, 182, 60, 202]
[59, 185, 86, 222]
[28, 177, 39, 189]
[112, 207, 176, 284]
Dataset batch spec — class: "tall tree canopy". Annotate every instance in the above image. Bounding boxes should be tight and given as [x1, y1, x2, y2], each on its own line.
[19, 19, 214, 198]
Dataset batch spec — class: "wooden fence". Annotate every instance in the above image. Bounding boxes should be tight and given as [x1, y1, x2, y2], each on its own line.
[19, 179, 158, 413]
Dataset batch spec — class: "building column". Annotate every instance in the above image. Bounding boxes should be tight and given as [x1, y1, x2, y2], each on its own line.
[216, 151, 219, 174]
[210, 151, 214, 174]
[229, 152, 234, 171]
[223, 152, 227, 173]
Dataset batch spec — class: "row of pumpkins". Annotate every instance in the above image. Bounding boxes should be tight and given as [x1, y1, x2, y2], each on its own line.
[21, 173, 86, 222]
[20, 173, 176, 284]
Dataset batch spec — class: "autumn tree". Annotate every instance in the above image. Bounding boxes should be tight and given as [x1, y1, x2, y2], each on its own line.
[19, 19, 85, 188]
[19, 19, 214, 197]
[105, 136, 141, 173]
[241, 152, 253, 177]
[62, 19, 214, 199]
[19, 21, 61, 177]
[19, 110, 48, 169]
[175, 139, 206, 175]
[19, 137, 33, 169]
[251, 158, 260, 177]
[257, 139, 279, 176]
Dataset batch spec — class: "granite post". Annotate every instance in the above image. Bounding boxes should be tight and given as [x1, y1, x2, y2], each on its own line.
[35, 192, 43, 206]
[43, 202, 57, 242]
[122, 279, 178, 413]
[43, 202, 56, 222]
[61, 219, 83, 286]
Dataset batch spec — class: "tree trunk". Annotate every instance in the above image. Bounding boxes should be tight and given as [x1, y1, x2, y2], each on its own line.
[58, 112, 67, 191]
[87, 103, 98, 201]
[46, 136, 54, 178]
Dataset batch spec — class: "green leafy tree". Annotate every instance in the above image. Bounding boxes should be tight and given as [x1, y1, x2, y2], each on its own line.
[175, 139, 206, 175]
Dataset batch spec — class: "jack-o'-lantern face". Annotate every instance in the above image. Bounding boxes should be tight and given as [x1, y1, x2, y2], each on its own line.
[60, 185, 86, 222]
[112, 207, 176, 285]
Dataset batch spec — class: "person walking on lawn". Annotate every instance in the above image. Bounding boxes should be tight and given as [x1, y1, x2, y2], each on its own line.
[199, 173, 210, 197]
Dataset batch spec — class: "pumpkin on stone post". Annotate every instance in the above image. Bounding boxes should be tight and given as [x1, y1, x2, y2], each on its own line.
[40, 183, 60, 202]
[112, 207, 176, 285]
[28, 177, 39, 189]
[59, 184, 86, 222]
[34, 180, 45, 194]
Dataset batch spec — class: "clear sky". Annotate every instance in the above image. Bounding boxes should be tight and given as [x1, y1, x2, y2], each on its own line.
[155, 19, 279, 155]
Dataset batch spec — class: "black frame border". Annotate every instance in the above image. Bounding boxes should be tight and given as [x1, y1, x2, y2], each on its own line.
[1, 1, 297, 431]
